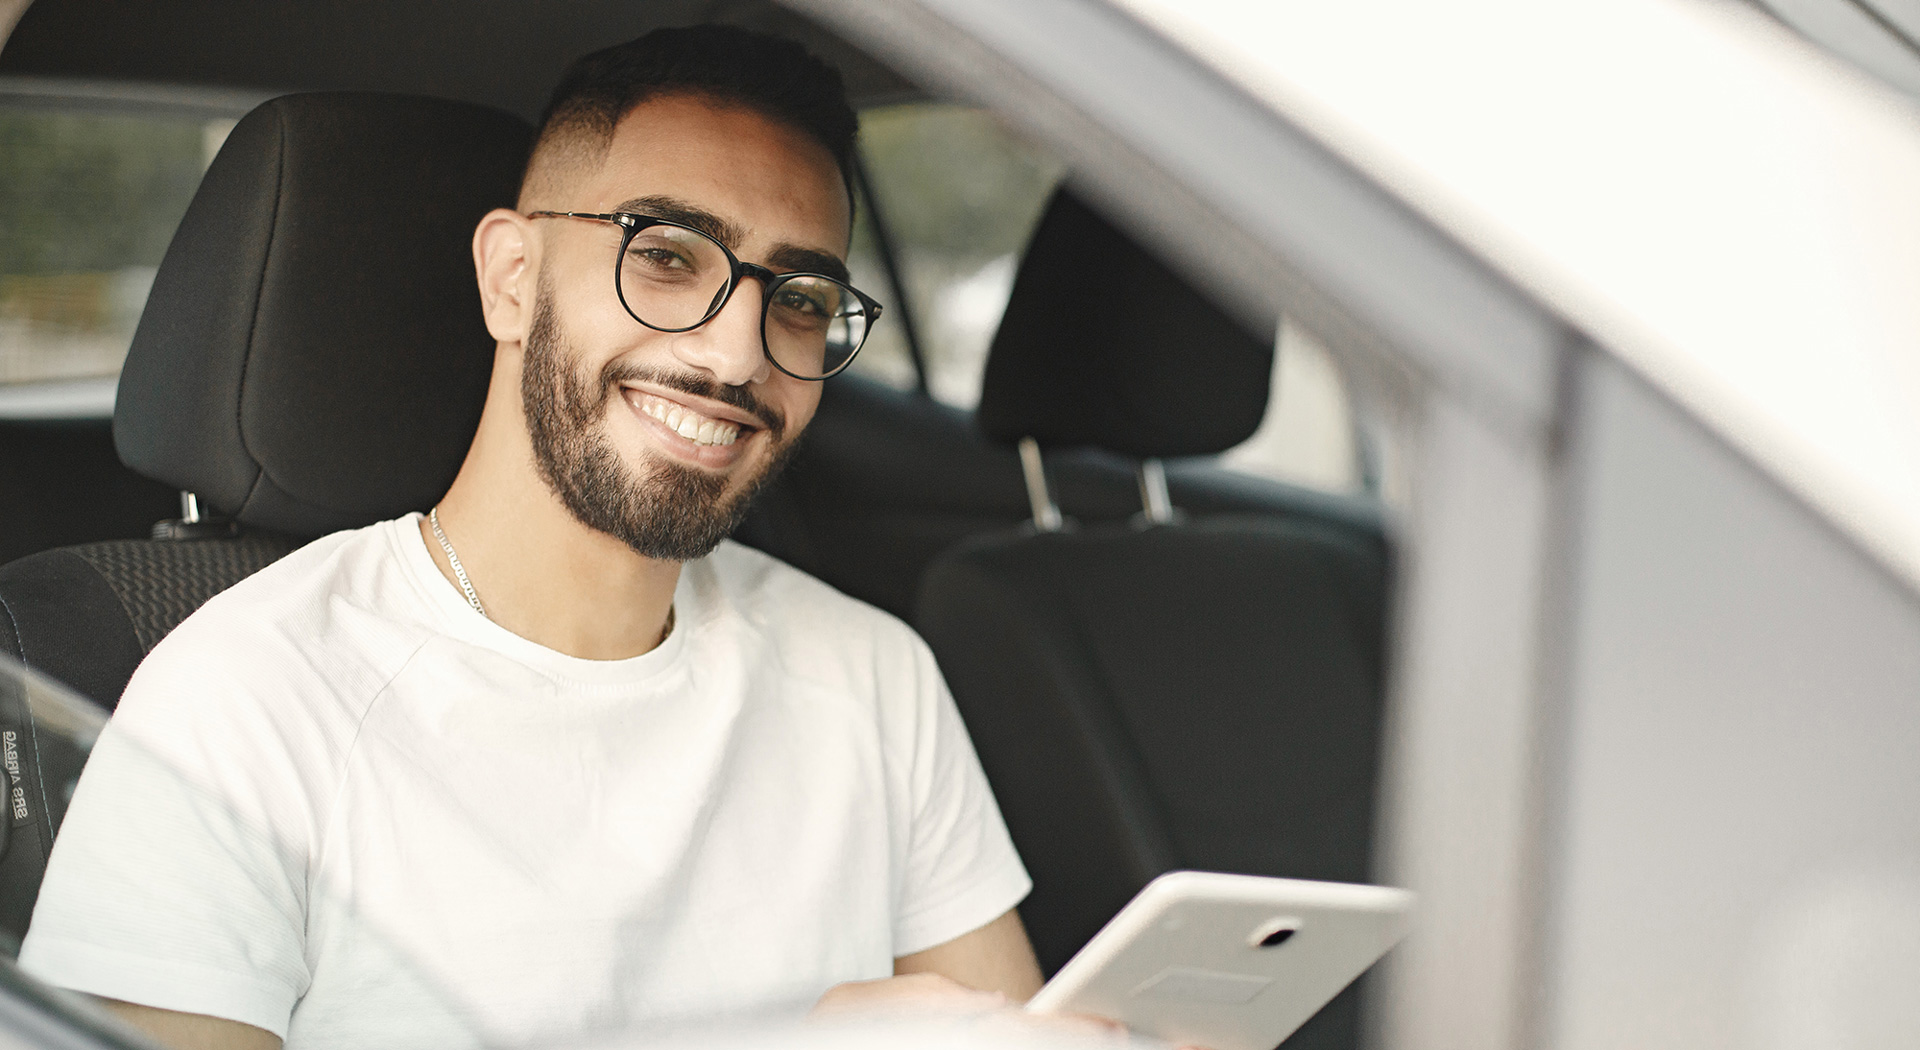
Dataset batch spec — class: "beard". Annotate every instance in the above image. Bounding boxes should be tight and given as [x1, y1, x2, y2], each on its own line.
[520, 282, 798, 561]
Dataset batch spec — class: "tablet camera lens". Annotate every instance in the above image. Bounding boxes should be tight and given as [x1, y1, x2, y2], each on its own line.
[1250, 918, 1302, 948]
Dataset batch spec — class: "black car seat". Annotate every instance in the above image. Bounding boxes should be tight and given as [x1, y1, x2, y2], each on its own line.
[0, 93, 529, 944]
[913, 190, 1392, 1050]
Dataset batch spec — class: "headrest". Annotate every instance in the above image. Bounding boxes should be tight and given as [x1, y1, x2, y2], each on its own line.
[115, 93, 532, 537]
[976, 189, 1274, 457]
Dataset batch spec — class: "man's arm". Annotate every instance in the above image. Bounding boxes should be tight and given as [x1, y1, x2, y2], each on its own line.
[814, 910, 1125, 1041]
[893, 908, 1043, 1000]
[98, 999, 280, 1050]
[811, 908, 1048, 1017]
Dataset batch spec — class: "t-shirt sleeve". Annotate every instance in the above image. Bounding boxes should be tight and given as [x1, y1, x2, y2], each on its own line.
[17, 638, 321, 1038]
[890, 634, 1032, 958]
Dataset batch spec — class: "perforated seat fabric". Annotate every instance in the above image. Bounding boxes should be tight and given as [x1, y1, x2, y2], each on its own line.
[0, 533, 299, 675]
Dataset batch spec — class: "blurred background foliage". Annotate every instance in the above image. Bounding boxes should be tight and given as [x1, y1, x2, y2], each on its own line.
[0, 108, 215, 382]
[846, 103, 1063, 406]
[0, 110, 205, 275]
[858, 104, 1060, 267]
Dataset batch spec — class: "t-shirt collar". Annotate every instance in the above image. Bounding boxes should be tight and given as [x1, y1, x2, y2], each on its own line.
[389, 512, 696, 686]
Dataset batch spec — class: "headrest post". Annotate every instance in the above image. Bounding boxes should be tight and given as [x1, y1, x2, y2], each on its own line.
[1018, 437, 1065, 533]
[1136, 459, 1175, 525]
[179, 491, 203, 525]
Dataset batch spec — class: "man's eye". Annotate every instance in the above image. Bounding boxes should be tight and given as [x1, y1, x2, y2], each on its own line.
[629, 247, 693, 271]
[774, 285, 834, 317]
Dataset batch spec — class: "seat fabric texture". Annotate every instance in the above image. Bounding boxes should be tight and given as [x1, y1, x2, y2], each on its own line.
[917, 520, 1389, 953]
[912, 188, 1393, 1050]
[0, 90, 529, 703]
[116, 93, 527, 535]
[0, 92, 530, 951]
[975, 188, 1274, 456]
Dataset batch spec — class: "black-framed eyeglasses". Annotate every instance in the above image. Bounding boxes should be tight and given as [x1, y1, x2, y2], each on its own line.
[527, 210, 882, 381]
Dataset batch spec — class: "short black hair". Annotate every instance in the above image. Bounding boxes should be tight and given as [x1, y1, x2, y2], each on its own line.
[528, 25, 858, 206]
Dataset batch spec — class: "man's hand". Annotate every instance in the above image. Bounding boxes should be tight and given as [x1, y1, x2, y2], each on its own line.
[812, 908, 1125, 1042]
[810, 972, 1125, 1042]
[811, 971, 1010, 1019]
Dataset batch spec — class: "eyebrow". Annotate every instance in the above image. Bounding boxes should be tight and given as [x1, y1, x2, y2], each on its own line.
[613, 195, 744, 250]
[768, 245, 850, 285]
[613, 195, 850, 284]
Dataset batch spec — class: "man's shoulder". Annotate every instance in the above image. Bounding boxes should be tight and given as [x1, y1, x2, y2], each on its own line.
[700, 540, 905, 636]
[127, 517, 435, 715]
[695, 541, 934, 681]
[174, 516, 411, 627]
[693, 544, 959, 771]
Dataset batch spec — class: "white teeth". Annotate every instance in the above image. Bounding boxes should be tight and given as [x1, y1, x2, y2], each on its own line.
[640, 396, 742, 447]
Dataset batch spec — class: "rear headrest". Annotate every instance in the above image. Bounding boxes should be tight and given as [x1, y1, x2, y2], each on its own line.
[115, 93, 531, 537]
[976, 188, 1273, 457]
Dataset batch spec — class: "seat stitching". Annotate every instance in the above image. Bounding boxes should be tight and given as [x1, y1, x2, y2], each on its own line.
[232, 107, 287, 516]
[24, 688, 59, 846]
[0, 581, 64, 846]
[0, 587, 26, 669]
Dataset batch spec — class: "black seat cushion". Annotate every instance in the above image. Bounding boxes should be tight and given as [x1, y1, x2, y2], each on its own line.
[916, 516, 1390, 1050]
[0, 531, 297, 952]
[0, 534, 299, 711]
[916, 517, 1390, 970]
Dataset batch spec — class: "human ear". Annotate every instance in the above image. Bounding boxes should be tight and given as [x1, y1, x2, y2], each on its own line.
[472, 208, 537, 344]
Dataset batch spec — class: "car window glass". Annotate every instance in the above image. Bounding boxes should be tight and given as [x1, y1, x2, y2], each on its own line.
[843, 182, 919, 393]
[1218, 319, 1365, 495]
[846, 103, 1363, 497]
[0, 103, 231, 388]
[846, 103, 1064, 406]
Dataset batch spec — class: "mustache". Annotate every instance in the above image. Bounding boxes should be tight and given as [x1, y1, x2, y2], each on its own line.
[599, 362, 786, 440]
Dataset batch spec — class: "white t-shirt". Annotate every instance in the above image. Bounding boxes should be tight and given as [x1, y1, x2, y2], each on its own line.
[19, 515, 1029, 1048]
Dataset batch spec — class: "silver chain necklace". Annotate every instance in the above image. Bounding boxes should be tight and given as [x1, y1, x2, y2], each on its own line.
[429, 506, 488, 618]
[427, 506, 676, 643]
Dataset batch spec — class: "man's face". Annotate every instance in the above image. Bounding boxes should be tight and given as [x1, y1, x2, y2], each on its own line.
[521, 94, 850, 560]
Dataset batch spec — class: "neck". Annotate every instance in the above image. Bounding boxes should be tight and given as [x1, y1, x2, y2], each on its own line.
[424, 388, 681, 661]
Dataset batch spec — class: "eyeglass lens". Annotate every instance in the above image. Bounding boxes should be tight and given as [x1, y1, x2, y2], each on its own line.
[618, 223, 871, 379]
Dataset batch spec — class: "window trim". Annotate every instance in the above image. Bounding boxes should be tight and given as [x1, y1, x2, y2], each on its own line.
[849, 149, 932, 398]
[0, 75, 269, 118]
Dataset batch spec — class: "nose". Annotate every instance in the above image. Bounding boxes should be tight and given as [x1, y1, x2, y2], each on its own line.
[668, 276, 770, 387]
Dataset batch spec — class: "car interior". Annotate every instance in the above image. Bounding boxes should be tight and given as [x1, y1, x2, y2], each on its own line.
[0, 4, 1393, 1048]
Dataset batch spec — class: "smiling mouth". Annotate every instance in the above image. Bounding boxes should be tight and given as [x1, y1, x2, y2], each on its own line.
[636, 394, 745, 447]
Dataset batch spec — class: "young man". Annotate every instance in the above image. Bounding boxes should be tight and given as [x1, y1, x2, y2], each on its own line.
[19, 27, 1052, 1050]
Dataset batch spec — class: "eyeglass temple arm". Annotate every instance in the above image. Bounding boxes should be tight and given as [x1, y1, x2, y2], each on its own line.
[525, 210, 625, 224]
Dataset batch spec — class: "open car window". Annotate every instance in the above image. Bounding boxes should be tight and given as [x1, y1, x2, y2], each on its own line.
[0, 83, 242, 417]
[848, 102, 1364, 497]
[845, 102, 1064, 404]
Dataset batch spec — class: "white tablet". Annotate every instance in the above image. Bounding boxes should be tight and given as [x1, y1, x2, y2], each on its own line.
[1025, 871, 1413, 1050]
